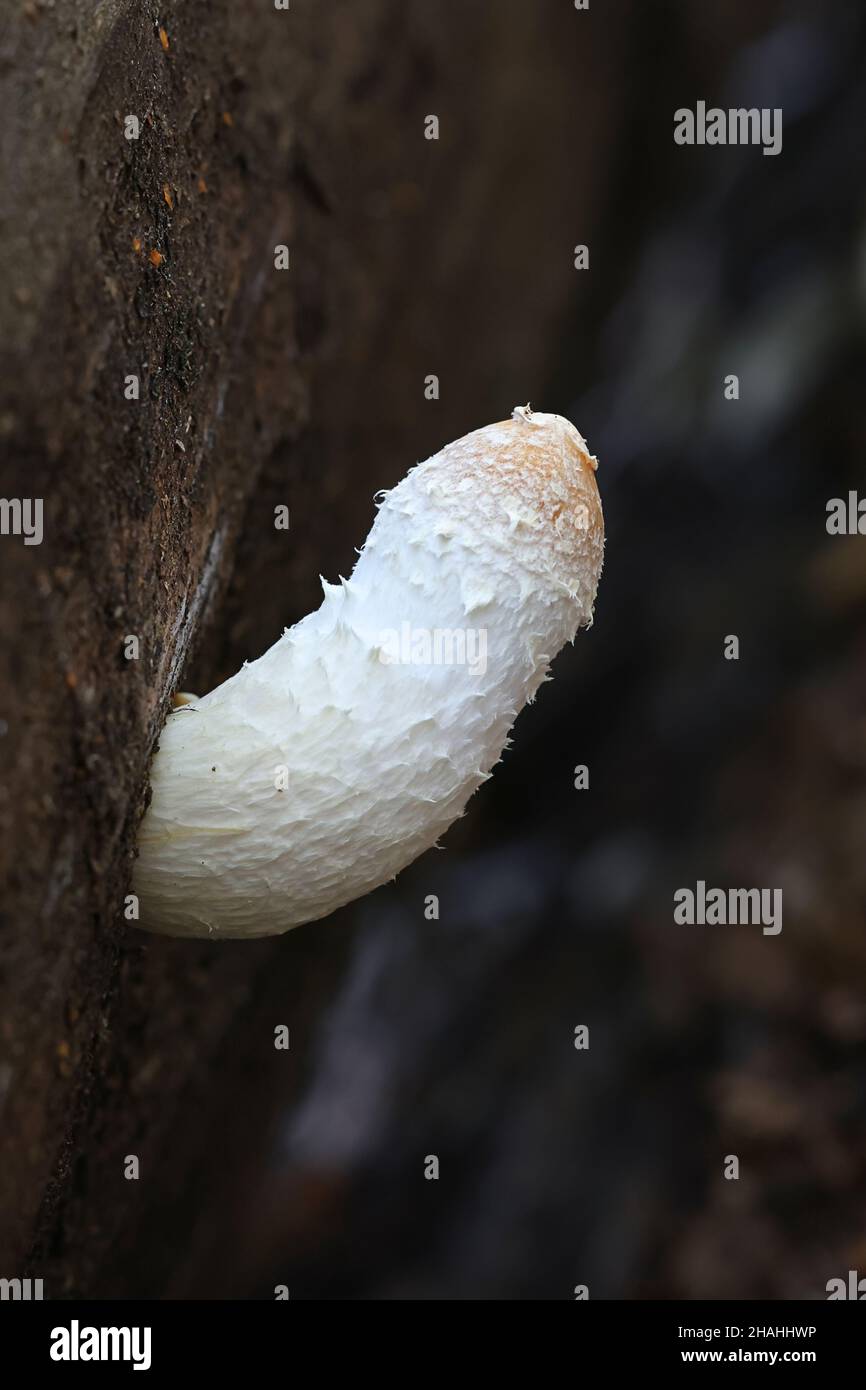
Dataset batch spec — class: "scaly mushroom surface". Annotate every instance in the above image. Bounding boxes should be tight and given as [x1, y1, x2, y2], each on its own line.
[134, 407, 604, 937]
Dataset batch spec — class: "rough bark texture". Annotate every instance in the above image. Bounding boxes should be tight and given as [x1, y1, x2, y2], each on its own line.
[0, 0, 612, 1292]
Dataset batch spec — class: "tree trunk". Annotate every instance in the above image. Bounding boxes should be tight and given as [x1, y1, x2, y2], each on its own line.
[0, 0, 613, 1292]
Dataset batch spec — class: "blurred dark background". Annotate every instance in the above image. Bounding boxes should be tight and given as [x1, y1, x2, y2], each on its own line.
[2, 0, 865, 1299]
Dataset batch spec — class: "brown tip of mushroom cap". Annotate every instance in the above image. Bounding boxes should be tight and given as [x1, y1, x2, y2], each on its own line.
[422, 408, 604, 601]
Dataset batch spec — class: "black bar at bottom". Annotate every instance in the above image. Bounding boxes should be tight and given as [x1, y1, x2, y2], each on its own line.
[0, 1298, 861, 1375]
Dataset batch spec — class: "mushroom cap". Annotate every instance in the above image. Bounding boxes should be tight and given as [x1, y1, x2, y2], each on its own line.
[134, 408, 604, 937]
[378, 405, 604, 623]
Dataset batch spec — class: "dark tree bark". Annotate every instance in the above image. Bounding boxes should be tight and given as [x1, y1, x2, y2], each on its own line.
[0, 0, 613, 1293]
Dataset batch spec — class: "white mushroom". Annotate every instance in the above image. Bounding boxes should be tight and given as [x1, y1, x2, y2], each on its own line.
[134, 408, 604, 937]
